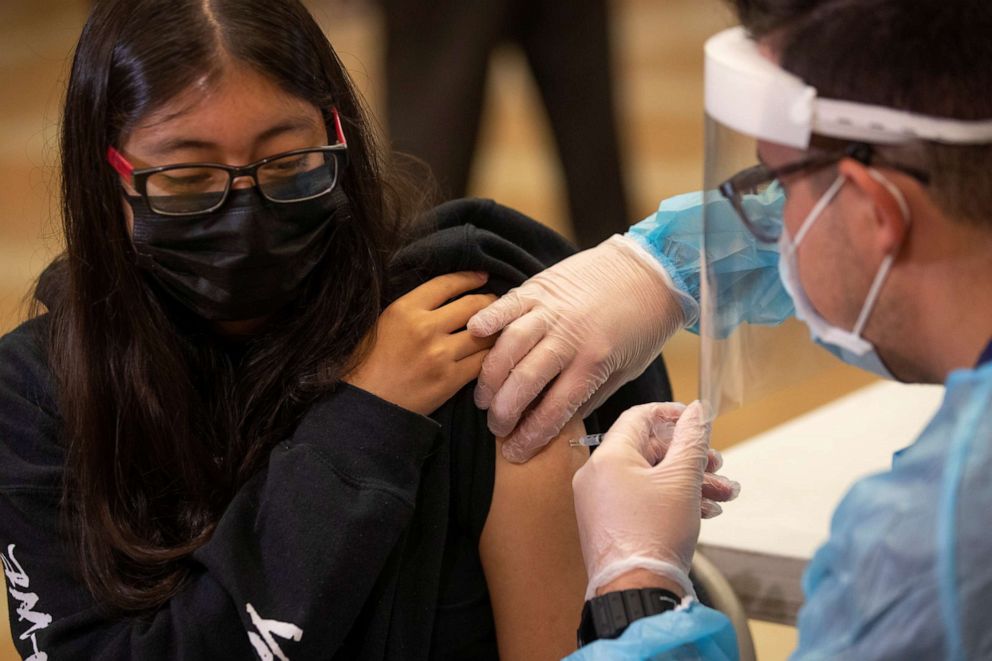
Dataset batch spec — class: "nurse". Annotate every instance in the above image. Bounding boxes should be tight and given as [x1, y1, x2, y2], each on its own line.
[470, 0, 992, 657]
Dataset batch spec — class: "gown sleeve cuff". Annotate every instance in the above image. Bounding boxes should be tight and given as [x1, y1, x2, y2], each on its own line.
[615, 233, 700, 330]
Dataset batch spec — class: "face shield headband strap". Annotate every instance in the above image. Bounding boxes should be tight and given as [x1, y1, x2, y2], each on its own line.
[704, 27, 992, 149]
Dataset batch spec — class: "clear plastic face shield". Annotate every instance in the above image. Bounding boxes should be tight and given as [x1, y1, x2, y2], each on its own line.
[699, 27, 992, 421]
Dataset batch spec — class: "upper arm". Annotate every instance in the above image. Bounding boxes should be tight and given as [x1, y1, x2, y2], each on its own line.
[479, 417, 588, 661]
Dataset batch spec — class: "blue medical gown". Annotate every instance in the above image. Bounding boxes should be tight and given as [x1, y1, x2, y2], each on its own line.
[565, 194, 992, 660]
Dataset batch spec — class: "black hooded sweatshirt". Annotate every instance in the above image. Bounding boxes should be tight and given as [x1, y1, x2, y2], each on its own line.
[0, 198, 672, 660]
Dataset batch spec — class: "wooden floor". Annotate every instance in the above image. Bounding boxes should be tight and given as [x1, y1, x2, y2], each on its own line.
[0, 0, 884, 657]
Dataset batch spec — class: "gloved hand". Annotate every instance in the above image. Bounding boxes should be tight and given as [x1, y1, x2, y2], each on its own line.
[572, 401, 738, 600]
[468, 235, 690, 463]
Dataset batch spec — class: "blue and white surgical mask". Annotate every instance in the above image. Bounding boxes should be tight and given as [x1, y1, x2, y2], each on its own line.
[777, 169, 910, 380]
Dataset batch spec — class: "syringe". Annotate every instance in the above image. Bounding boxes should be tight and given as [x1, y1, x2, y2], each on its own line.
[568, 433, 604, 448]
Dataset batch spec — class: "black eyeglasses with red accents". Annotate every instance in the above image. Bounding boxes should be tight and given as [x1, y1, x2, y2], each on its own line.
[718, 142, 930, 243]
[107, 108, 349, 217]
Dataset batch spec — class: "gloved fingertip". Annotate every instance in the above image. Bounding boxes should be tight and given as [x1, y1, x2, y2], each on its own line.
[486, 408, 517, 438]
[677, 400, 703, 425]
[701, 500, 723, 519]
[501, 441, 535, 464]
[727, 479, 742, 500]
[488, 419, 515, 439]
[704, 475, 742, 501]
[647, 403, 685, 436]
[695, 399, 714, 419]
[708, 449, 724, 472]
[467, 314, 496, 338]
[473, 383, 493, 409]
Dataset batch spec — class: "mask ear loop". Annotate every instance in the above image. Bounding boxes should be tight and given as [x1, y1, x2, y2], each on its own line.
[868, 167, 911, 219]
[851, 168, 911, 337]
[791, 175, 847, 250]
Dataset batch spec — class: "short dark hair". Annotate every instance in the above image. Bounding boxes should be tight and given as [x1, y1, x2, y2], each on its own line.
[730, 0, 992, 226]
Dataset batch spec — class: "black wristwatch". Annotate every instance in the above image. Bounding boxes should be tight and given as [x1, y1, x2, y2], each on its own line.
[576, 588, 681, 647]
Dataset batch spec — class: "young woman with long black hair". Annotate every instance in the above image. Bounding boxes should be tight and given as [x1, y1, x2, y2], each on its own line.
[0, 1, 674, 658]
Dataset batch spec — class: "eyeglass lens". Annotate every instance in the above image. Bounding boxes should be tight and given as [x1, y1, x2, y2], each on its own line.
[257, 150, 338, 202]
[722, 167, 784, 243]
[146, 168, 229, 214]
[144, 150, 339, 215]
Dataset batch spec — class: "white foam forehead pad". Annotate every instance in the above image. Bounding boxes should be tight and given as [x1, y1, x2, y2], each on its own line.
[704, 27, 992, 148]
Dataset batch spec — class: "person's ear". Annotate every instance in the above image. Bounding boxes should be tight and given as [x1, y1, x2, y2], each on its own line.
[838, 159, 910, 255]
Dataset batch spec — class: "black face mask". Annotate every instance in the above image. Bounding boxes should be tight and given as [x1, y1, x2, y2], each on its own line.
[129, 187, 346, 321]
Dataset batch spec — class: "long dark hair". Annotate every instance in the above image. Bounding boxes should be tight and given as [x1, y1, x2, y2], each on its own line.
[47, 0, 425, 611]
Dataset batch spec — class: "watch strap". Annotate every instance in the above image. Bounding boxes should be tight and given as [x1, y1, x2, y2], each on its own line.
[577, 587, 681, 647]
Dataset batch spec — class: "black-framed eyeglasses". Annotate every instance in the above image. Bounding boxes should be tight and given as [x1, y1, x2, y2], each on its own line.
[107, 108, 349, 217]
[718, 142, 930, 243]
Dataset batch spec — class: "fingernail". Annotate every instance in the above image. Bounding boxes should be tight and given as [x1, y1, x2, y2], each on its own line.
[475, 271, 489, 280]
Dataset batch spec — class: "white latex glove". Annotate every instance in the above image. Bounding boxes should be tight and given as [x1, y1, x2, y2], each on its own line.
[468, 235, 691, 463]
[572, 401, 737, 600]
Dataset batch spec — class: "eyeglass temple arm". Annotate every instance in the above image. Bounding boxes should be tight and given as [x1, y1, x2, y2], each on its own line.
[839, 142, 929, 184]
[106, 146, 134, 181]
[331, 108, 347, 147]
